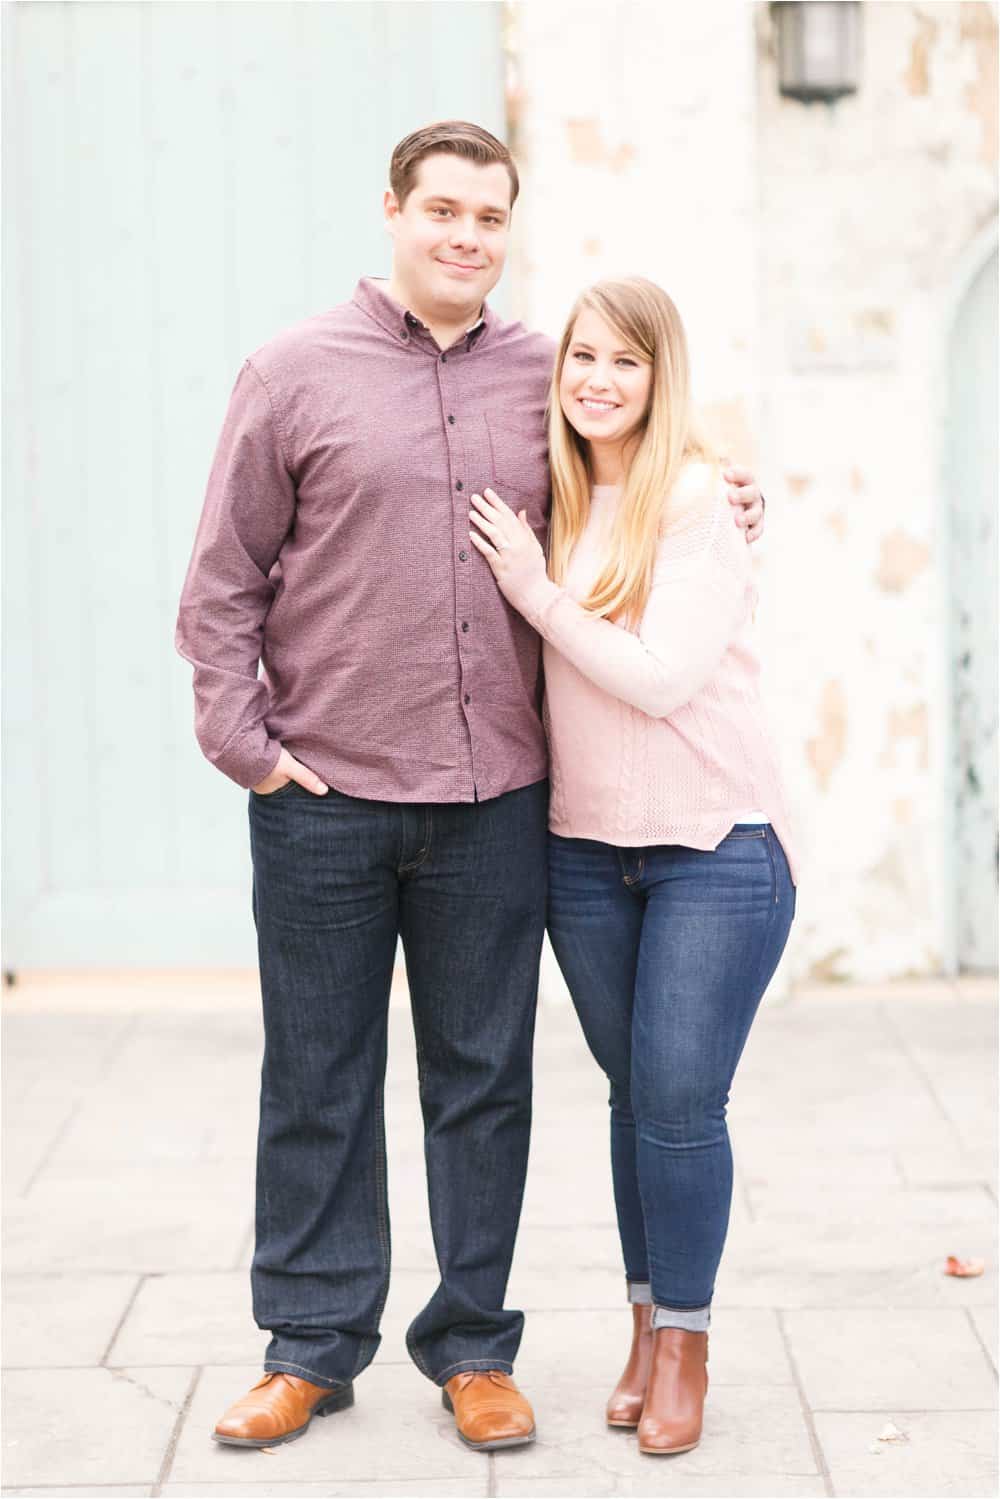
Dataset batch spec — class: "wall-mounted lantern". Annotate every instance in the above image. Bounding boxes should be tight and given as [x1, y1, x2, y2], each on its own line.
[772, 2, 861, 102]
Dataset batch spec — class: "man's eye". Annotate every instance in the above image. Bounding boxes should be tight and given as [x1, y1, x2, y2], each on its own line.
[431, 207, 452, 217]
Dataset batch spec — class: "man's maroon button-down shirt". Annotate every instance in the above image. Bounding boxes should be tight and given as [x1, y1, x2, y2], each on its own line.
[176, 278, 556, 802]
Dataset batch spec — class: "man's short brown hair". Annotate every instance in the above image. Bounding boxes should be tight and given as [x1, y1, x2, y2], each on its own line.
[390, 121, 519, 211]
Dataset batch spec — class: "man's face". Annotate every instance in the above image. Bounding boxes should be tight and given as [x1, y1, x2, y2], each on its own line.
[385, 153, 512, 317]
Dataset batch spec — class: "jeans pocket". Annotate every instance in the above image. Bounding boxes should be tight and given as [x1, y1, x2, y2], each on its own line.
[250, 778, 298, 801]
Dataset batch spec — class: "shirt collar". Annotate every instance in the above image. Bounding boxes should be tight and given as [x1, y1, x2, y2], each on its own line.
[353, 276, 493, 351]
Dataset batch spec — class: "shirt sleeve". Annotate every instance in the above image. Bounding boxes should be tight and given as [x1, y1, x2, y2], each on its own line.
[175, 360, 295, 787]
[515, 492, 751, 720]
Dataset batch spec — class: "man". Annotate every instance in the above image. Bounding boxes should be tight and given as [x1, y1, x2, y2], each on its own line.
[176, 120, 764, 1453]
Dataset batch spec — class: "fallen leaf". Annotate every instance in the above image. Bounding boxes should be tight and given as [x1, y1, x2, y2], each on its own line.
[877, 1420, 909, 1444]
[944, 1255, 985, 1277]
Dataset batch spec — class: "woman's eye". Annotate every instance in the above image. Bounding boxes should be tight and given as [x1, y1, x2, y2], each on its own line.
[573, 351, 593, 362]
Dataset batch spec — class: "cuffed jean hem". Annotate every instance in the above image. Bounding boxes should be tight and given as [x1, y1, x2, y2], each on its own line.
[432, 1357, 515, 1387]
[651, 1303, 711, 1333]
[263, 1358, 351, 1390]
[626, 1279, 653, 1305]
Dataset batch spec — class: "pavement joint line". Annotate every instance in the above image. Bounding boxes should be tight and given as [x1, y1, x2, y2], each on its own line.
[230, 1213, 256, 1271]
[151, 1363, 201, 1498]
[97, 1011, 143, 1076]
[808, 1405, 999, 1413]
[877, 1000, 970, 1154]
[487, 1449, 497, 1497]
[775, 1308, 834, 1498]
[964, 1306, 999, 1379]
[736, 1166, 756, 1225]
[99, 1272, 148, 1367]
[19, 1098, 84, 1199]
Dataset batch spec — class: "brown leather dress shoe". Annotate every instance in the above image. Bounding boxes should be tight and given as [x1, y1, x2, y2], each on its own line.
[442, 1370, 536, 1450]
[213, 1371, 354, 1448]
[606, 1303, 654, 1428]
[637, 1328, 709, 1455]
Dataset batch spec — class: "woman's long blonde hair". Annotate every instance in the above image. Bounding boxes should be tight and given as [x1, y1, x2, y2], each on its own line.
[547, 277, 717, 625]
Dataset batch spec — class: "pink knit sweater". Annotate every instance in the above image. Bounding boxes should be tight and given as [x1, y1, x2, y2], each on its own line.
[512, 464, 798, 881]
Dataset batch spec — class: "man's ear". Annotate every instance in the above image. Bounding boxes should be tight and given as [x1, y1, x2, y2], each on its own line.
[383, 189, 399, 234]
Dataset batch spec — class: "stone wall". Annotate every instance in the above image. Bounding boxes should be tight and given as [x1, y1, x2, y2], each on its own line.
[509, 0, 998, 982]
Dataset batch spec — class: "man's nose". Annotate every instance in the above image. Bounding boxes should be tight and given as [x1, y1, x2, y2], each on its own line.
[449, 217, 481, 251]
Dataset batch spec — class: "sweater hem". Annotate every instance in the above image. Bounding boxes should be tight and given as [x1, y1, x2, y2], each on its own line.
[548, 812, 799, 884]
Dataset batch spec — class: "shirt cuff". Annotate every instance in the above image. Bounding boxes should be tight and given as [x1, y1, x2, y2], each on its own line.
[212, 729, 283, 789]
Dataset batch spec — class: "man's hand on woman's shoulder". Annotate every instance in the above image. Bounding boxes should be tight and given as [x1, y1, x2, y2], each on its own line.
[723, 465, 765, 544]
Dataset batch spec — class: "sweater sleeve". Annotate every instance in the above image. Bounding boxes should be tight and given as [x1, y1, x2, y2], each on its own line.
[516, 489, 751, 720]
[174, 360, 295, 787]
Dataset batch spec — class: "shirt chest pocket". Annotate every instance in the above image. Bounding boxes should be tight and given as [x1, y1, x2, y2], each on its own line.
[483, 413, 551, 522]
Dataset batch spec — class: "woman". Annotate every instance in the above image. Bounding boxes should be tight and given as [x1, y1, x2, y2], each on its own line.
[468, 277, 797, 1456]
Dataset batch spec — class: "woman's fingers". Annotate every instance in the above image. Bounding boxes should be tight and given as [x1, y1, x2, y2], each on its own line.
[469, 509, 504, 544]
[472, 489, 514, 527]
[468, 530, 499, 570]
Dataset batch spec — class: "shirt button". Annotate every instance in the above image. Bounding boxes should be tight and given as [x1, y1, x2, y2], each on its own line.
[401, 331, 409, 342]
[464, 693, 471, 705]
[461, 621, 469, 633]
[458, 549, 468, 561]
[441, 353, 448, 363]
[456, 481, 463, 492]
[448, 414, 456, 425]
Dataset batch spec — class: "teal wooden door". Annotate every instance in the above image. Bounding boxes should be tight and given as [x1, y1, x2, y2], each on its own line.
[3, 1, 507, 967]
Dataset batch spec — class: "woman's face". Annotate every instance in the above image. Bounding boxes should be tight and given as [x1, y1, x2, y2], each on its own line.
[558, 306, 653, 455]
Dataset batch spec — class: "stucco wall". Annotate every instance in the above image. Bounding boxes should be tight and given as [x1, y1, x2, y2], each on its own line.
[509, 0, 998, 983]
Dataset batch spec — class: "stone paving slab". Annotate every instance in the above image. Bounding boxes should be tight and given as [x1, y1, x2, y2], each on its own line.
[739, 1144, 905, 1188]
[813, 1409, 998, 1496]
[2, 1187, 249, 1275]
[743, 1181, 994, 1227]
[782, 1308, 996, 1411]
[493, 1479, 829, 1497]
[2, 984, 996, 1498]
[3, 1489, 152, 1497]
[108, 1272, 265, 1369]
[710, 1221, 997, 1310]
[513, 1308, 794, 1389]
[0, 1367, 192, 1488]
[3, 1272, 139, 1368]
[170, 1364, 482, 1485]
[490, 1383, 818, 1481]
[53, 1085, 258, 1165]
[162, 1484, 486, 1497]
[896, 1145, 997, 1187]
[970, 1305, 998, 1369]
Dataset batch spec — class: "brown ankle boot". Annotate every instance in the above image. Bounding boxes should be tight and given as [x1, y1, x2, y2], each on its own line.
[637, 1327, 709, 1455]
[606, 1303, 654, 1427]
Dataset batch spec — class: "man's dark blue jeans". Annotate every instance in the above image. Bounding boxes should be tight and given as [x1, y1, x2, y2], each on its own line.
[547, 824, 795, 1331]
[247, 778, 548, 1389]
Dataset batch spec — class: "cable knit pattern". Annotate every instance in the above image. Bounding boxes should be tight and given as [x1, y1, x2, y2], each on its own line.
[515, 464, 798, 879]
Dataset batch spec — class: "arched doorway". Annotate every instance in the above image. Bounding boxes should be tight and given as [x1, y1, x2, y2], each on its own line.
[946, 244, 998, 971]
